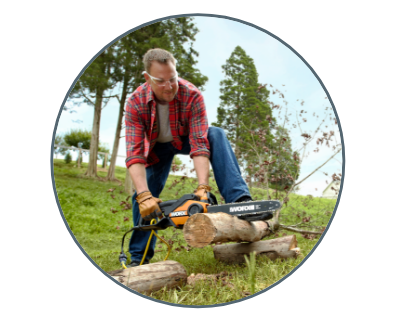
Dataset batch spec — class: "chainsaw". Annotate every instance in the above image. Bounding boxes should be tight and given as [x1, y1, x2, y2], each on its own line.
[132, 192, 281, 231]
[119, 192, 281, 267]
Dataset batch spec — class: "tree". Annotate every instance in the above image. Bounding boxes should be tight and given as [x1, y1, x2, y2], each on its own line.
[63, 128, 91, 149]
[245, 83, 342, 235]
[164, 18, 208, 90]
[63, 128, 109, 164]
[69, 47, 118, 177]
[54, 134, 66, 158]
[64, 152, 72, 164]
[170, 155, 184, 174]
[212, 46, 274, 184]
[265, 125, 299, 191]
[106, 18, 208, 181]
[172, 155, 182, 166]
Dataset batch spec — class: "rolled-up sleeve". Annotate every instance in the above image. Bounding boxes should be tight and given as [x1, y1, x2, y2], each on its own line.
[189, 93, 210, 159]
[125, 98, 147, 168]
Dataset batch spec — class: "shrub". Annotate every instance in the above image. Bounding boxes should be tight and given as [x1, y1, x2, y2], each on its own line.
[64, 152, 72, 164]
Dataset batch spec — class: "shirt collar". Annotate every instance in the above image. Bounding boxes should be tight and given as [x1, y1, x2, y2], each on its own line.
[143, 82, 155, 104]
[175, 78, 182, 102]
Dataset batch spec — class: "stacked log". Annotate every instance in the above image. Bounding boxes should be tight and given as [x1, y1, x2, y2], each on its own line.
[183, 212, 271, 248]
[183, 212, 300, 263]
[213, 235, 300, 263]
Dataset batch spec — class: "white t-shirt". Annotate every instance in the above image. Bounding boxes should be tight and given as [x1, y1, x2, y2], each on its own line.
[156, 103, 173, 143]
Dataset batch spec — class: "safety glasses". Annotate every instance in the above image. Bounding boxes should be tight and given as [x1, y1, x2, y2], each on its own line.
[142, 71, 178, 87]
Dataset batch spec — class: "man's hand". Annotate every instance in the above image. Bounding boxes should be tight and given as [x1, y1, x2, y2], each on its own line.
[136, 191, 163, 221]
[194, 184, 211, 200]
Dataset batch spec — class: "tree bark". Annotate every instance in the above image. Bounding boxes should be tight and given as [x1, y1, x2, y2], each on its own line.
[107, 77, 128, 181]
[85, 92, 102, 177]
[213, 235, 300, 263]
[183, 212, 272, 248]
[77, 149, 82, 168]
[102, 153, 108, 168]
[107, 260, 187, 294]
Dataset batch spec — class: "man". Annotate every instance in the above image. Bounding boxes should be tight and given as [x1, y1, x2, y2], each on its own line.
[125, 48, 252, 267]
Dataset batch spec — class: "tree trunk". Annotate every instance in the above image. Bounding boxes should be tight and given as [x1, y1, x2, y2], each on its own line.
[183, 212, 272, 248]
[107, 260, 187, 294]
[125, 168, 134, 195]
[102, 153, 108, 168]
[77, 149, 82, 168]
[213, 235, 300, 263]
[107, 79, 128, 181]
[86, 92, 103, 177]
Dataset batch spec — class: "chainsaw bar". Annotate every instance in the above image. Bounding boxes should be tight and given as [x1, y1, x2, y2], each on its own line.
[207, 200, 281, 221]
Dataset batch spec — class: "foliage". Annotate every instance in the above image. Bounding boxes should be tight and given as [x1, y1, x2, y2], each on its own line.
[244, 252, 257, 295]
[63, 128, 92, 149]
[170, 155, 184, 173]
[245, 124, 300, 192]
[239, 81, 343, 222]
[110, 18, 208, 98]
[64, 152, 72, 164]
[54, 134, 67, 157]
[62, 128, 110, 162]
[163, 18, 208, 90]
[212, 46, 275, 182]
[69, 48, 117, 105]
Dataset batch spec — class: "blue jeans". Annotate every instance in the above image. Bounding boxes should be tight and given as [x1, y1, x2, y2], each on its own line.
[128, 126, 251, 263]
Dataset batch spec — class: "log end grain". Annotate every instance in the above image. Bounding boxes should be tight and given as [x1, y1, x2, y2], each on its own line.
[183, 213, 217, 248]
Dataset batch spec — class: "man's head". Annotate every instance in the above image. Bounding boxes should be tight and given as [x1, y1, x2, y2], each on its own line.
[143, 49, 179, 104]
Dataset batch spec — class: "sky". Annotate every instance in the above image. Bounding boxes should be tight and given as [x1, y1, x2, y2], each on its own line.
[56, 16, 343, 197]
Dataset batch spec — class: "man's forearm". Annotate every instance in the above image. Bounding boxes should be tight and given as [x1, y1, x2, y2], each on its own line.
[128, 163, 149, 194]
[193, 156, 209, 185]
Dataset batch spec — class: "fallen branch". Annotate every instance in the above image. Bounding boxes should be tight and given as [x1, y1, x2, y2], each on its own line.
[107, 260, 187, 294]
[279, 225, 323, 235]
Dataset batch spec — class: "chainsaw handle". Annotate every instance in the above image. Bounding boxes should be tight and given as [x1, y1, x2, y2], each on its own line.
[135, 199, 178, 229]
[159, 200, 178, 211]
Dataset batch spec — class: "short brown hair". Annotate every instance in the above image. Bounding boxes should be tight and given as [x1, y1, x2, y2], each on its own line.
[143, 48, 176, 73]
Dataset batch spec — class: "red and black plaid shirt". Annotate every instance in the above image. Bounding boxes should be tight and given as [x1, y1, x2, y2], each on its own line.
[125, 78, 210, 168]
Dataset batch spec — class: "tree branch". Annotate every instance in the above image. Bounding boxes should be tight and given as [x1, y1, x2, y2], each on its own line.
[279, 224, 323, 235]
[103, 94, 119, 99]
[80, 90, 95, 106]
[294, 147, 342, 187]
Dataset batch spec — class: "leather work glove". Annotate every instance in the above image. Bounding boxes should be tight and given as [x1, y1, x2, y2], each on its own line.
[136, 191, 163, 221]
[194, 184, 211, 200]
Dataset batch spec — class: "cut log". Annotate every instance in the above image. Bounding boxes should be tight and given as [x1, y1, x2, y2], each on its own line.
[213, 235, 300, 263]
[183, 212, 271, 248]
[107, 260, 187, 294]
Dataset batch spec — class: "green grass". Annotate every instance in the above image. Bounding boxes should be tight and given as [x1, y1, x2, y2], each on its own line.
[53, 159, 336, 305]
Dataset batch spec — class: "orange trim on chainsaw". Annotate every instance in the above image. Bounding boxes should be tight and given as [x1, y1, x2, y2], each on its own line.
[168, 200, 209, 227]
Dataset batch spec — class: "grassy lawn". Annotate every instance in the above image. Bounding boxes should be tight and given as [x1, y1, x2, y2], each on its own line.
[53, 159, 336, 305]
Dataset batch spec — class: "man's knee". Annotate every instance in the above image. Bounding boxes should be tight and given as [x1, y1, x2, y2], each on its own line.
[208, 126, 226, 142]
